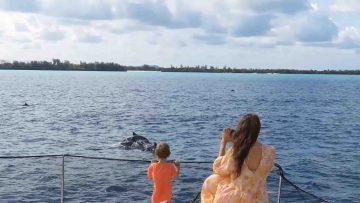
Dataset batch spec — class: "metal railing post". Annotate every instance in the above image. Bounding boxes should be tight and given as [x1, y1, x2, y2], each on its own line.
[61, 155, 65, 203]
[277, 174, 282, 203]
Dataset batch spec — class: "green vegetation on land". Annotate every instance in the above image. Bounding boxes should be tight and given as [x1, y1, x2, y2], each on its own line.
[1, 59, 359, 74]
[0, 59, 126, 71]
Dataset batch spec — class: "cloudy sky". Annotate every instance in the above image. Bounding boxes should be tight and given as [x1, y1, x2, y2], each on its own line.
[1, 0, 360, 69]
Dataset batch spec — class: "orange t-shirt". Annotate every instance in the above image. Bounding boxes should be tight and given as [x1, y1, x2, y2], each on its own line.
[147, 162, 178, 203]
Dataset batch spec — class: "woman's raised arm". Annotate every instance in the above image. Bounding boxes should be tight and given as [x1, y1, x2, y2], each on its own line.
[218, 128, 232, 157]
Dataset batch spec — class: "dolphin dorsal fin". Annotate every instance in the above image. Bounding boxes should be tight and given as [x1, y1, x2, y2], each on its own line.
[132, 132, 137, 136]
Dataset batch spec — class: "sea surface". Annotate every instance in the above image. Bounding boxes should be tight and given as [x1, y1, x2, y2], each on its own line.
[0, 70, 359, 203]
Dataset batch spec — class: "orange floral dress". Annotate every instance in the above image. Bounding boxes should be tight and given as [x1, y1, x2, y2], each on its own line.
[201, 144, 275, 203]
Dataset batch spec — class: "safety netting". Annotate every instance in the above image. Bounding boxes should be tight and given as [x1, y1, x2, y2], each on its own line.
[0, 155, 330, 203]
[273, 163, 330, 203]
[0, 155, 62, 202]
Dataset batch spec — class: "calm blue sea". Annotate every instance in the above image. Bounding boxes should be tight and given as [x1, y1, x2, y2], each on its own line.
[0, 70, 359, 203]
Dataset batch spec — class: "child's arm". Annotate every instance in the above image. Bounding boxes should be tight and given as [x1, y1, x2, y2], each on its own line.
[147, 160, 157, 179]
[174, 160, 180, 176]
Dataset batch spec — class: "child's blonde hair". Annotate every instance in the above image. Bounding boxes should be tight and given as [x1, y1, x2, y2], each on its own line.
[155, 143, 171, 159]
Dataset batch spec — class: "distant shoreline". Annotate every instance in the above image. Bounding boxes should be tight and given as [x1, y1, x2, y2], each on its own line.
[159, 68, 360, 75]
[1, 59, 359, 75]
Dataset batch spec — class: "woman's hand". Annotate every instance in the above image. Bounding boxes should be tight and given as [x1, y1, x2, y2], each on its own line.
[221, 128, 233, 144]
[218, 128, 232, 157]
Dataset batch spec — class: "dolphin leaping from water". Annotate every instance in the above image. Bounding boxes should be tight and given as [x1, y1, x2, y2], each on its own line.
[120, 132, 157, 152]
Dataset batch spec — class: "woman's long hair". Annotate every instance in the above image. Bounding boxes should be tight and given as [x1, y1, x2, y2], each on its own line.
[232, 113, 261, 177]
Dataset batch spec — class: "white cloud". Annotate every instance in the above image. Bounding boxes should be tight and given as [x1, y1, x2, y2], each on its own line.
[231, 14, 274, 37]
[295, 14, 338, 42]
[0, 0, 360, 69]
[76, 29, 102, 43]
[41, 0, 115, 20]
[310, 3, 319, 11]
[14, 23, 29, 32]
[102, 20, 153, 34]
[22, 42, 41, 49]
[229, 36, 278, 48]
[335, 26, 360, 49]
[238, 0, 310, 14]
[42, 29, 65, 41]
[193, 34, 227, 45]
[330, 0, 360, 12]
[12, 37, 32, 43]
[0, 0, 41, 13]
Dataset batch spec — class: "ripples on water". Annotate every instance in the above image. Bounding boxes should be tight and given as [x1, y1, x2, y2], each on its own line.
[0, 70, 359, 202]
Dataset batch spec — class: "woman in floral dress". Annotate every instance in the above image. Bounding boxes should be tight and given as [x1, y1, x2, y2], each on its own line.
[201, 113, 276, 203]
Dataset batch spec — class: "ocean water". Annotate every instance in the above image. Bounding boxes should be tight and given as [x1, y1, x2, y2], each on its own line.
[0, 70, 359, 203]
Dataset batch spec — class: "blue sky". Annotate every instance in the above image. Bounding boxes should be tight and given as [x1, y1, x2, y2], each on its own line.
[0, 0, 360, 69]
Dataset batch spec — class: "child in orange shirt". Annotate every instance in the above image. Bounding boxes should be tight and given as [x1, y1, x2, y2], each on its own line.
[147, 143, 180, 203]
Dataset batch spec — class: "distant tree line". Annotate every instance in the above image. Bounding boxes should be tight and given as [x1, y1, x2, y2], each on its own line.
[160, 65, 360, 75]
[1, 60, 359, 74]
[0, 59, 127, 71]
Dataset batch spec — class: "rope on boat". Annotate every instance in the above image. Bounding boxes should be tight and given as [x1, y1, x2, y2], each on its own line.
[0, 154, 213, 164]
[0, 154, 331, 203]
[274, 164, 331, 203]
[0, 154, 63, 159]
